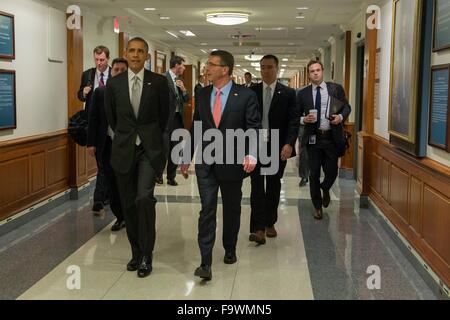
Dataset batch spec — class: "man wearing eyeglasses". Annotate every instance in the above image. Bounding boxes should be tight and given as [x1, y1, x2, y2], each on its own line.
[180, 50, 261, 281]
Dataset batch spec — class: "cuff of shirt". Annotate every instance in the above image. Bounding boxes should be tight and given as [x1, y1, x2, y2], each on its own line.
[300, 116, 305, 125]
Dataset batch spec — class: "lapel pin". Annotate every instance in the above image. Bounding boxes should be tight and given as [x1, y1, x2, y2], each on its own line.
[234, 93, 238, 96]
[147, 82, 152, 85]
[278, 91, 281, 94]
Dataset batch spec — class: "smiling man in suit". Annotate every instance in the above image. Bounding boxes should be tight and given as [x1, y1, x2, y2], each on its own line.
[249, 54, 299, 244]
[105, 37, 169, 278]
[297, 60, 351, 220]
[180, 50, 261, 281]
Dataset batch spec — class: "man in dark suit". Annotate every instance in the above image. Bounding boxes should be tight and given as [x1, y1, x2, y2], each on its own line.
[156, 56, 190, 186]
[243, 72, 255, 88]
[77, 45, 112, 213]
[297, 60, 351, 220]
[105, 37, 169, 278]
[180, 50, 261, 281]
[249, 55, 299, 244]
[87, 57, 128, 231]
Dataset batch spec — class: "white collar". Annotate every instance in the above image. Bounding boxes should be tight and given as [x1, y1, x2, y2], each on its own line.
[128, 68, 145, 82]
[169, 69, 177, 81]
[96, 67, 109, 76]
[312, 81, 326, 91]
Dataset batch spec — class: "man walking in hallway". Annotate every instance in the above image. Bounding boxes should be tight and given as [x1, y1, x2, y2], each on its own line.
[180, 50, 261, 281]
[77, 45, 112, 214]
[297, 60, 351, 220]
[156, 56, 190, 186]
[249, 55, 299, 244]
[87, 57, 128, 231]
[105, 37, 169, 278]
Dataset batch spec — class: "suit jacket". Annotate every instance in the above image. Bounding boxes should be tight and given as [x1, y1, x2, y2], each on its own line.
[194, 83, 203, 108]
[77, 67, 112, 113]
[251, 82, 299, 159]
[189, 82, 261, 181]
[297, 82, 351, 146]
[165, 71, 190, 132]
[105, 69, 170, 175]
[87, 86, 108, 154]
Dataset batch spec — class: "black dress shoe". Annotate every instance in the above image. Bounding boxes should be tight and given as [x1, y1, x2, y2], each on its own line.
[322, 188, 330, 208]
[194, 264, 212, 281]
[111, 220, 125, 231]
[223, 252, 237, 264]
[167, 179, 178, 186]
[92, 201, 103, 213]
[155, 177, 163, 185]
[137, 256, 152, 278]
[314, 208, 323, 220]
[299, 178, 308, 187]
[126, 258, 139, 271]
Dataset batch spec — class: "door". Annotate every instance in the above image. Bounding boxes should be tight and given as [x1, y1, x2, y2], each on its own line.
[353, 43, 365, 179]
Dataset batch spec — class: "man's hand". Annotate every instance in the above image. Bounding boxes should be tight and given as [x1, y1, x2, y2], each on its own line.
[280, 144, 293, 161]
[83, 85, 92, 98]
[180, 164, 190, 179]
[304, 114, 316, 123]
[87, 146, 96, 158]
[330, 114, 342, 125]
[175, 80, 186, 92]
[242, 155, 257, 173]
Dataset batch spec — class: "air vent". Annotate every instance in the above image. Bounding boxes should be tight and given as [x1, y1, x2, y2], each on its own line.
[232, 41, 260, 47]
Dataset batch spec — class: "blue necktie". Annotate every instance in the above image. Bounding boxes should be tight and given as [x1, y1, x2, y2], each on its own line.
[315, 86, 321, 129]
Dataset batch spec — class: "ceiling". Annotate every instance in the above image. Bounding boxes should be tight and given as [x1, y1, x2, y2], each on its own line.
[48, 0, 376, 78]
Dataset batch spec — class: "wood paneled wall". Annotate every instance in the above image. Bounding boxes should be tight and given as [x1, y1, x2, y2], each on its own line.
[364, 134, 450, 287]
[0, 131, 69, 221]
[340, 122, 355, 169]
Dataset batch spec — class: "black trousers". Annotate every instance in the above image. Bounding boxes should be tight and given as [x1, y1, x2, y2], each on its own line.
[102, 136, 123, 222]
[197, 168, 243, 266]
[93, 149, 109, 203]
[250, 160, 287, 233]
[115, 146, 157, 259]
[161, 112, 184, 181]
[306, 136, 338, 209]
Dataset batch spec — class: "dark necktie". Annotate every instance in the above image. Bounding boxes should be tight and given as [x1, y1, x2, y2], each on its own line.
[315, 86, 321, 129]
[99, 73, 105, 87]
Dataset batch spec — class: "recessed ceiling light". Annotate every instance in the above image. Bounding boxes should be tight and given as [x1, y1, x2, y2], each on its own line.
[179, 30, 196, 37]
[242, 68, 249, 72]
[288, 43, 295, 45]
[295, 27, 305, 30]
[144, 8, 156, 11]
[200, 49, 208, 54]
[244, 54, 264, 61]
[282, 58, 289, 61]
[160, 16, 170, 20]
[297, 7, 309, 10]
[166, 31, 178, 38]
[236, 64, 241, 67]
[200, 42, 208, 45]
[251, 62, 260, 67]
[281, 64, 287, 67]
[254, 27, 286, 31]
[255, 67, 261, 71]
[296, 16, 305, 19]
[211, 48, 218, 51]
[206, 12, 249, 25]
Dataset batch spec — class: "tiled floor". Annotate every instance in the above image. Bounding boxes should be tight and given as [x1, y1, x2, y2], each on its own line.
[0, 160, 437, 300]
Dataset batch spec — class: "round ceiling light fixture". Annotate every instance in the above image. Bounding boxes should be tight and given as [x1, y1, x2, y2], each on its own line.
[206, 12, 249, 25]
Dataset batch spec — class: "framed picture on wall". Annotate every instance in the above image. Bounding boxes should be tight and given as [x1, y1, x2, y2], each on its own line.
[432, 0, 450, 52]
[388, 0, 423, 143]
[428, 64, 450, 152]
[0, 69, 17, 130]
[155, 51, 167, 75]
[0, 11, 15, 60]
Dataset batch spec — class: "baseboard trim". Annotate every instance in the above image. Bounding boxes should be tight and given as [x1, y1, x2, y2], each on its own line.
[368, 198, 449, 300]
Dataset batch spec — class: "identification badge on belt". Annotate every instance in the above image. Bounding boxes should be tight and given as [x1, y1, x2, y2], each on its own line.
[309, 135, 316, 145]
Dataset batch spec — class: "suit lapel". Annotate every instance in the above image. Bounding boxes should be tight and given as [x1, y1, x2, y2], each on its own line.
[306, 84, 314, 112]
[202, 86, 215, 127]
[255, 83, 263, 115]
[166, 71, 177, 96]
[269, 82, 283, 115]
[137, 71, 152, 119]
[219, 82, 238, 127]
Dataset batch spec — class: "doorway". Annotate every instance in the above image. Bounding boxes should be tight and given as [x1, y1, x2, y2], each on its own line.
[353, 42, 365, 180]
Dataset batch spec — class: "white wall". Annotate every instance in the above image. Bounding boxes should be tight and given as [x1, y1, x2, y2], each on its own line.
[374, 0, 393, 140]
[0, 0, 67, 142]
[83, 12, 118, 71]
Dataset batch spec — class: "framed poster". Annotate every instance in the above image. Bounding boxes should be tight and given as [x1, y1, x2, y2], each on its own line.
[388, 0, 422, 143]
[433, 0, 450, 52]
[155, 50, 167, 74]
[428, 64, 450, 151]
[0, 70, 16, 130]
[0, 11, 15, 59]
